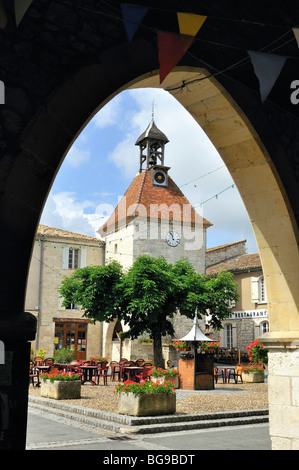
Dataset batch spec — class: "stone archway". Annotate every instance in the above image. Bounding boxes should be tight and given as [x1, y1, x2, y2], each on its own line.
[1, 1, 299, 450]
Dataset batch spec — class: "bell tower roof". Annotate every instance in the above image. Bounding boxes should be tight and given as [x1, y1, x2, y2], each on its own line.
[135, 117, 169, 173]
[135, 118, 169, 146]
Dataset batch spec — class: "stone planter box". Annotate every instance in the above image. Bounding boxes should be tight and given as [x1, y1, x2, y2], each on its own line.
[41, 380, 81, 400]
[243, 370, 264, 383]
[151, 374, 179, 389]
[118, 392, 176, 416]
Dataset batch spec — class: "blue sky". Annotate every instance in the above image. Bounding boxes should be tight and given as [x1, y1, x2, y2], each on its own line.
[40, 88, 258, 253]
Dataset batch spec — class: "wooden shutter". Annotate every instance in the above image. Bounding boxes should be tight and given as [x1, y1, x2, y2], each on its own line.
[251, 277, 259, 303]
[80, 248, 87, 268]
[62, 247, 69, 269]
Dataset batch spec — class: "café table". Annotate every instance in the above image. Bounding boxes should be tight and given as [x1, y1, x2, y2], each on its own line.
[79, 365, 98, 385]
[216, 366, 235, 384]
[35, 365, 51, 373]
[122, 366, 144, 382]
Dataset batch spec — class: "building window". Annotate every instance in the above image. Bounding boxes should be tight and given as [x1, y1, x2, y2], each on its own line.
[68, 248, 79, 269]
[259, 276, 266, 303]
[225, 324, 233, 348]
[65, 302, 78, 310]
[260, 321, 269, 334]
[251, 275, 267, 304]
[62, 246, 86, 269]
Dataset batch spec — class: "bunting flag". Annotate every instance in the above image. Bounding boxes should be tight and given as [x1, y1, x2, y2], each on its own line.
[177, 12, 207, 37]
[293, 27, 299, 48]
[157, 30, 194, 84]
[120, 4, 149, 41]
[248, 50, 288, 102]
[0, 0, 7, 28]
[14, 0, 33, 26]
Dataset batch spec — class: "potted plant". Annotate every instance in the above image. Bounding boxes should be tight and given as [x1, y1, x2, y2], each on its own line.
[36, 348, 46, 359]
[246, 339, 268, 366]
[40, 370, 81, 399]
[172, 340, 190, 351]
[53, 348, 74, 364]
[114, 379, 176, 416]
[89, 356, 107, 362]
[149, 367, 179, 388]
[138, 338, 154, 344]
[201, 341, 220, 351]
[242, 364, 265, 383]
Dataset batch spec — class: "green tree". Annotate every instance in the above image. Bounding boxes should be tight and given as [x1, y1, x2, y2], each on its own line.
[59, 255, 238, 368]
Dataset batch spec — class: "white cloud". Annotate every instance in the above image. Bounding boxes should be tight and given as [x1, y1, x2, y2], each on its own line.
[92, 94, 123, 129]
[65, 144, 90, 168]
[40, 192, 100, 238]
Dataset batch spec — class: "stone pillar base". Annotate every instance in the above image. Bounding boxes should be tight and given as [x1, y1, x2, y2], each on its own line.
[263, 332, 299, 450]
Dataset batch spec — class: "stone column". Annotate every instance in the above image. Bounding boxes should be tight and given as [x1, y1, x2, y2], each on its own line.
[0, 312, 37, 450]
[263, 333, 299, 450]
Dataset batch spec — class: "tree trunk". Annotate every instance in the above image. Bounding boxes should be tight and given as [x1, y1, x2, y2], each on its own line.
[153, 332, 165, 368]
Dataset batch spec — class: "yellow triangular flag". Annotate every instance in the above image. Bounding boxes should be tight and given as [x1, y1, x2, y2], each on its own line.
[177, 12, 207, 37]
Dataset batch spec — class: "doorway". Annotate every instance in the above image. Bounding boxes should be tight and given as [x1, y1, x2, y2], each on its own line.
[54, 320, 87, 361]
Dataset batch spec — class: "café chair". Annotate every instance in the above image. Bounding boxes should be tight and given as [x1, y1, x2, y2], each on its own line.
[29, 361, 40, 387]
[136, 359, 145, 366]
[213, 367, 225, 384]
[94, 365, 110, 386]
[110, 361, 120, 381]
[44, 357, 54, 366]
[33, 357, 44, 366]
[135, 365, 153, 383]
[228, 364, 243, 383]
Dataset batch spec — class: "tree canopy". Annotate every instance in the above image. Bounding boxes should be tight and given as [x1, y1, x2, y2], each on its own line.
[59, 255, 238, 367]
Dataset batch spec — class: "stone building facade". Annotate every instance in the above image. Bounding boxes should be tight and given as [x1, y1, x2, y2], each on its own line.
[206, 240, 269, 352]
[25, 225, 105, 360]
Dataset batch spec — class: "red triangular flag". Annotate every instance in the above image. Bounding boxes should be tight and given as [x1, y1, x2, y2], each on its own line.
[157, 30, 194, 84]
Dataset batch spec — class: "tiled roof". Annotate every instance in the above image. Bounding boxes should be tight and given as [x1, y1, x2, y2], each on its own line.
[206, 239, 246, 253]
[98, 170, 212, 234]
[206, 253, 261, 276]
[37, 224, 102, 243]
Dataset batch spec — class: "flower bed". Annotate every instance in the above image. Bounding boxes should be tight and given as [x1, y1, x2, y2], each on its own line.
[242, 364, 264, 383]
[201, 341, 220, 350]
[40, 371, 80, 382]
[40, 371, 81, 399]
[115, 379, 176, 416]
[114, 379, 175, 395]
[149, 367, 179, 388]
[138, 338, 154, 344]
[172, 340, 190, 351]
[89, 356, 107, 362]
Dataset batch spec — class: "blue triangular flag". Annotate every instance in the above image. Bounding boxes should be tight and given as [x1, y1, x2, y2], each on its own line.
[121, 4, 149, 41]
[248, 50, 287, 102]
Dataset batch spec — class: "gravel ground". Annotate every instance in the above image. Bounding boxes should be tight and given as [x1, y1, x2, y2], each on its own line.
[29, 380, 268, 414]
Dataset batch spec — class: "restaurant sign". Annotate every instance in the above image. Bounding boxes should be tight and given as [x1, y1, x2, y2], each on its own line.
[230, 309, 268, 320]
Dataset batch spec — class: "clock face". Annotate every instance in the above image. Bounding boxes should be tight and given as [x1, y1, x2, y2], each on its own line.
[166, 230, 180, 247]
[154, 170, 166, 185]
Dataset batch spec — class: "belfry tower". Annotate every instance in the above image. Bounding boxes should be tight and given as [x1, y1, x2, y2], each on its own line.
[97, 114, 212, 361]
[98, 115, 212, 270]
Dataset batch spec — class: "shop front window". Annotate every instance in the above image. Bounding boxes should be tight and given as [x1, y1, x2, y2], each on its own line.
[54, 320, 87, 360]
